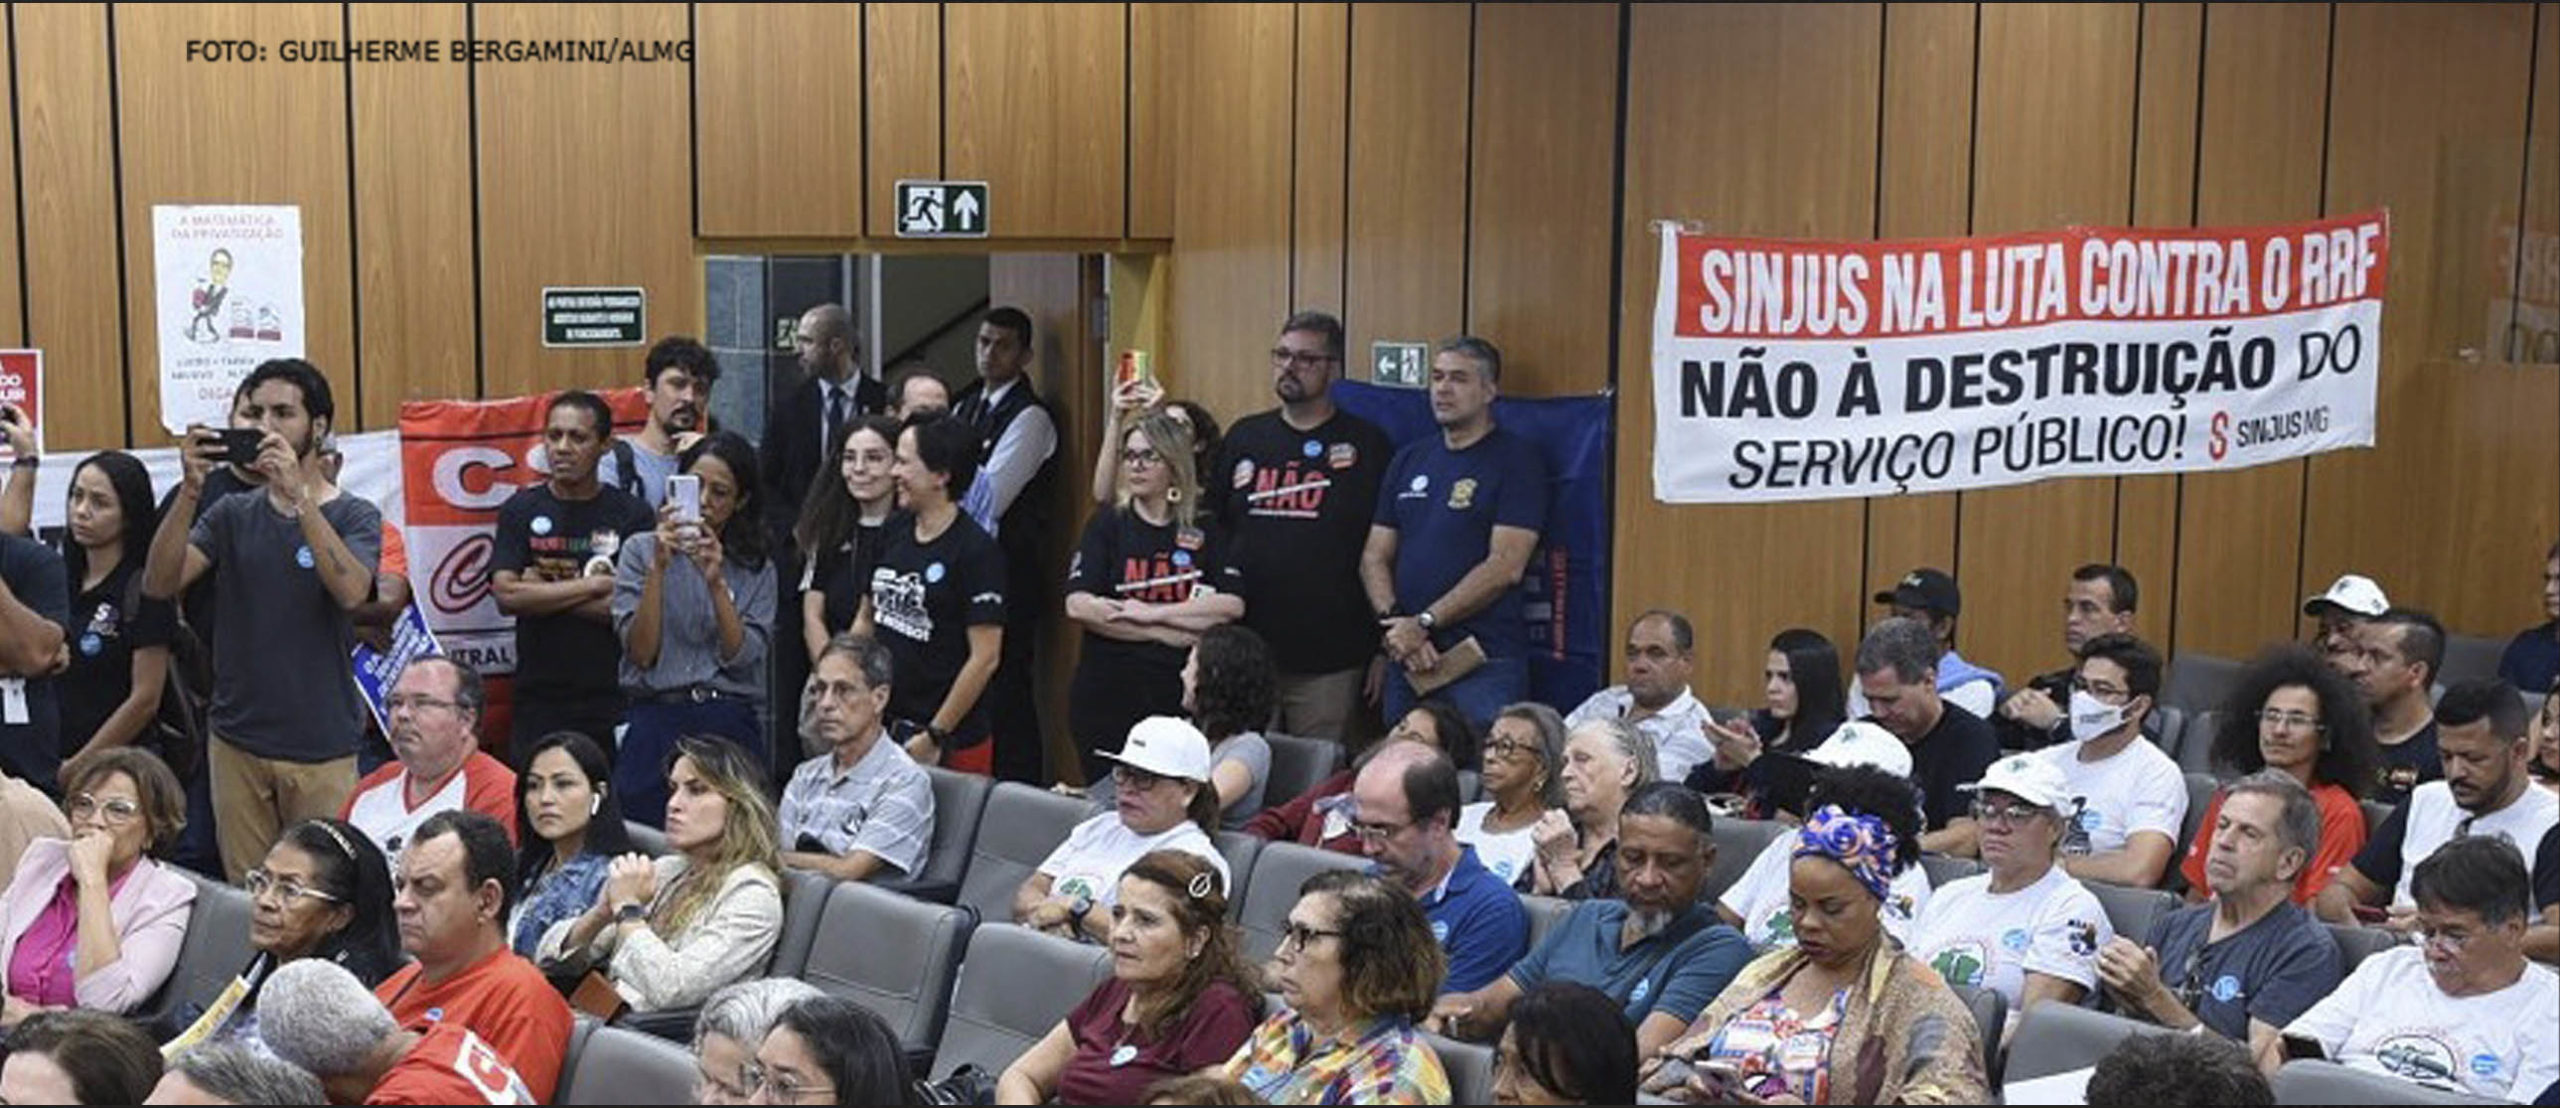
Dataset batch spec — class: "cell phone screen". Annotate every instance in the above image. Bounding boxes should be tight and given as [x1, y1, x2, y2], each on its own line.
[220, 428, 266, 465]
[2282, 1034, 2327, 1061]
[668, 475, 702, 523]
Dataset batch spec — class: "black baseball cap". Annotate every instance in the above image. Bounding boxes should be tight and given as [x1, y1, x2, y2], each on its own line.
[1874, 568, 1961, 618]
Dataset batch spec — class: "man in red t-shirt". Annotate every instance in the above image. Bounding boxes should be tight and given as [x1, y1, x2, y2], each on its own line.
[343, 656, 518, 858]
[261, 958, 537, 1106]
[374, 810, 571, 1102]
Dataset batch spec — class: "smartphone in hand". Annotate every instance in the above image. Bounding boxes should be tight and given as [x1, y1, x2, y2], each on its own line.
[668, 474, 703, 523]
[219, 427, 266, 466]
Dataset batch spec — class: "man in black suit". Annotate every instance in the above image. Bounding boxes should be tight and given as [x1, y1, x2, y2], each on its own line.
[763, 303, 886, 556]
[953, 306, 1059, 784]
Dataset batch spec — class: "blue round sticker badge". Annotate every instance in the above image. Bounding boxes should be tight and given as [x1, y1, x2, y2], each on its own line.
[1172, 550, 1193, 568]
[295, 545, 316, 569]
[2209, 975, 2242, 1003]
[925, 562, 946, 584]
[1302, 439, 1323, 458]
[78, 633, 103, 657]
[2471, 1053, 2503, 1078]
[2001, 928, 2030, 953]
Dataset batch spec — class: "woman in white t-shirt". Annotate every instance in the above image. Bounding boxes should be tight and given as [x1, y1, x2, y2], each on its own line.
[1015, 717, 1231, 944]
[1907, 753, 2113, 1023]
[1458, 702, 1567, 888]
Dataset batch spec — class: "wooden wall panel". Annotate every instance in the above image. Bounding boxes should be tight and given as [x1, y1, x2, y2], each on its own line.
[2172, 2, 2330, 660]
[696, 4, 862, 238]
[1167, 3, 1294, 426]
[2117, 2, 2205, 649]
[1128, 4, 1180, 239]
[350, 2, 476, 425]
[864, 3, 940, 240]
[1956, 3, 2139, 683]
[1864, 2, 1976, 619]
[0, 15, 20, 353]
[1617, 3, 1881, 707]
[1344, 3, 1469, 362]
[2306, 3, 2539, 638]
[1291, 3, 1349, 314]
[2519, 4, 2560, 369]
[18, 5, 132, 451]
[1466, 3, 1617, 397]
[475, 3, 696, 399]
[944, 3, 1126, 239]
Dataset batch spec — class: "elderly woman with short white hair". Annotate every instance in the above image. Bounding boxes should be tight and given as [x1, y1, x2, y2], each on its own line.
[1529, 716, 1659, 899]
[690, 977, 824, 1104]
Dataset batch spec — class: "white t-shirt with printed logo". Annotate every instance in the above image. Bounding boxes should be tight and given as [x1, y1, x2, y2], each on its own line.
[2043, 734, 2188, 858]
[2389, 781, 2560, 907]
[1907, 864, 2113, 1008]
[1035, 812, 1229, 908]
[1456, 802, 1539, 887]
[1718, 832, 1934, 951]
[2286, 945, 2560, 1101]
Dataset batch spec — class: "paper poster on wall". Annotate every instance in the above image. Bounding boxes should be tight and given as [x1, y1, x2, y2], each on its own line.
[152, 205, 305, 435]
[0, 351, 39, 460]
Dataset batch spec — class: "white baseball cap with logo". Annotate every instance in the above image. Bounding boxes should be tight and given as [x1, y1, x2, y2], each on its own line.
[1960, 752, 2074, 811]
[1799, 721, 1914, 778]
[2302, 574, 2389, 619]
[1098, 716, 1214, 783]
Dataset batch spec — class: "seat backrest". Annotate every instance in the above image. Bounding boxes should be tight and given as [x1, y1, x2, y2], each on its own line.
[2359, 799, 2395, 842]
[1920, 853, 1983, 889]
[2088, 882, 2180, 947]
[917, 767, 993, 890]
[936, 924, 1113, 1080]
[2270, 1059, 2511, 1105]
[2178, 710, 2225, 774]
[1457, 770, 1482, 804]
[556, 1023, 702, 1104]
[133, 872, 255, 1034]
[1522, 895, 1574, 950]
[1948, 983, 2008, 1088]
[2001, 1003, 2157, 1083]
[802, 879, 974, 1058]
[2438, 633, 2505, 686]
[766, 868, 837, 980]
[1422, 1029, 1493, 1106]
[627, 819, 671, 857]
[1238, 842, 1367, 963]
[1213, 830, 1265, 908]
[2146, 705, 2188, 764]
[2163, 652, 2246, 715]
[2177, 773, 2224, 871]
[1705, 818, 1784, 904]
[1263, 734, 1344, 813]
[2325, 922, 2399, 975]
[957, 782, 1096, 923]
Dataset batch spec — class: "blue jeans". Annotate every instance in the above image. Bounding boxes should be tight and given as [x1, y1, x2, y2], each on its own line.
[617, 697, 761, 828]
[1385, 655, 1529, 740]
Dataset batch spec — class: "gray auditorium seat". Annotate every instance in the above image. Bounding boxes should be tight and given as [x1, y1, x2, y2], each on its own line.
[1213, 829, 1264, 908]
[1705, 818, 1784, 904]
[2270, 1059, 2510, 1105]
[935, 925, 1113, 1081]
[2001, 1002, 2158, 1084]
[1422, 1029, 1493, 1106]
[1522, 894, 1573, 949]
[1948, 983, 2008, 1087]
[2146, 705, 2190, 765]
[2087, 882, 2180, 948]
[957, 782, 1097, 924]
[2324, 922, 2399, 974]
[874, 766, 991, 904]
[2178, 710, 2226, 774]
[134, 871, 254, 1037]
[2438, 633, 2504, 686]
[802, 878, 973, 1062]
[2163, 653, 2247, 715]
[1919, 853, 1983, 889]
[2168, 773, 2223, 894]
[1238, 842, 1366, 963]
[557, 1021, 702, 1104]
[765, 867, 837, 980]
[626, 819, 670, 856]
[1264, 733, 1345, 812]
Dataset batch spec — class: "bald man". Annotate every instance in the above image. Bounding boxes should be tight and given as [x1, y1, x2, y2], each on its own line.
[1351, 739, 1529, 993]
[764, 303, 887, 557]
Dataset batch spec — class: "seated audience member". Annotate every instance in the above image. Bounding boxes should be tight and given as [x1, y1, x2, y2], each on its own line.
[1853, 568, 2005, 718]
[779, 635, 935, 882]
[1352, 741, 1529, 994]
[1227, 870, 1452, 1103]
[1997, 564, 2142, 751]
[343, 656, 518, 856]
[2320, 679, 2560, 929]
[2537, 692, 2560, 967]
[1186, 626, 1275, 830]
[1566, 610, 1715, 783]
[378, 810, 572, 1100]
[1529, 717, 1658, 899]
[1690, 628, 1848, 803]
[692, 978, 824, 1105]
[2098, 771, 2343, 1057]
[1459, 702, 1567, 887]
[53, 450, 177, 764]
[147, 1043, 327, 1106]
[2006, 633, 2186, 888]
[1492, 981, 1639, 1107]
[510, 732, 633, 959]
[2339, 606, 2447, 805]
[0, 764, 68, 880]
[2536, 686, 2559, 793]
[1017, 718, 1231, 941]
[2084, 1032, 2273, 1108]
[851, 414, 1005, 773]
[168, 817, 399, 1046]
[1856, 617, 2002, 851]
[1140, 1075, 1263, 1105]
[1908, 754, 2113, 1016]
[998, 851, 1262, 1105]
[263, 959, 537, 1105]
[615, 431, 777, 824]
[795, 415, 903, 664]
[541, 738, 783, 1013]
[2186, 646, 2377, 904]
[2278, 836, 2560, 1100]
[0, 748, 196, 1023]
[752, 996, 915, 1107]
[1251, 700, 1474, 856]
[2304, 573, 2390, 672]
[1717, 740, 1935, 951]
[1435, 783, 1753, 1058]
[1647, 805, 1988, 1105]
[2502, 542, 2559, 694]
[0, 1008, 163, 1106]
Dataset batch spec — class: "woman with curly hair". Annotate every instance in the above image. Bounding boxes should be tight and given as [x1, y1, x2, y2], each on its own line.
[2181, 644, 2378, 904]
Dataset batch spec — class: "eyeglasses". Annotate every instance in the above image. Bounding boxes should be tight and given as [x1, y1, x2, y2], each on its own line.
[1269, 348, 1338, 369]
[2069, 678, 2131, 702]
[1114, 765, 1171, 793]
[1350, 812, 1412, 843]
[1485, 737, 1540, 760]
[67, 793, 141, 825]
[1278, 921, 1346, 952]
[2410, 925, 2480, 954]
[386, 694, 461, 715]
[741, 1062, 834, 1104]
[694, 1063, 751, 1103]
[1969, 801, 2044, 827]
[2256, 709, 2324, 733]
[243, 868, 345, 906]
[1119, 448, 1164, 468]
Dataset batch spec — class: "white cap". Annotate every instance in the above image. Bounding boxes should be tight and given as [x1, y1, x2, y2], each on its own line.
[1801, 721, 1913, 778]
[2302, 574, 2388, 618]
[1098, 716, 1214, 782]
[1960, 753, 2073, 811]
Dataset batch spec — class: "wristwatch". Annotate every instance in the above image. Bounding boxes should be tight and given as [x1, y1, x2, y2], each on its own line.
[613, 902, 646, 926]
[1067, 893, 1096, 934]
[1416, 610, 1438, 631]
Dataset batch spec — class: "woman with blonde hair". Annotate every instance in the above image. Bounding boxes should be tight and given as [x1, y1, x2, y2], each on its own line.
[538, 737, 782, 1014]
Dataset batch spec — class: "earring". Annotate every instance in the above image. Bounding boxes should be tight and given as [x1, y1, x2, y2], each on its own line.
[1165, 486, 1183, 504]
[590, 796, 602, 816]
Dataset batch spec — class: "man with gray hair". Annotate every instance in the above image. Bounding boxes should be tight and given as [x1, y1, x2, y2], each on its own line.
[1857, 616, 2000, 850]
[779, 634, 935, 883]
[691, 978, 825, 1104]
[1565, 609, 1715, 782]
[1363, 334, 1551, 733]
[2095, 770, 2344, 1058]
[342, 655, 518, 856]
[260, 958, 536, 1104]
[147, 1044, 325, 1105]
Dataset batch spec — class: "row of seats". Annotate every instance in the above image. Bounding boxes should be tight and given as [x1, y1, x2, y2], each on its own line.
[2001, 1003, 2507, 1105]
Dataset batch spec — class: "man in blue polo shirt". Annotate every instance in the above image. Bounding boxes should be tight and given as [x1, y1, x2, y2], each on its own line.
[1429, 783, 1753, 1058]
[1361, 336, 1549, 732]
[1350, 739, 1527, 993]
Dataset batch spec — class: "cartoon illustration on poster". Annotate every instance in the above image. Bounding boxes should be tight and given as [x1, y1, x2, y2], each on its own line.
[153, 205, 305, 434]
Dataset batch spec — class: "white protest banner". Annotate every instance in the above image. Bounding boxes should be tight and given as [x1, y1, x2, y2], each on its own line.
[1650, 211, 2389, 504]
[153, 205, 305, 435]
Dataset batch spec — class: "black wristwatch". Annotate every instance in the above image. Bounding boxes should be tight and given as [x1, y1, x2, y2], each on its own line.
[614, 902, 646, 926]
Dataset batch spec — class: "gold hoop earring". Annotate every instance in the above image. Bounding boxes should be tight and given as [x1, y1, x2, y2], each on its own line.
[1165, 486, 1183, 504]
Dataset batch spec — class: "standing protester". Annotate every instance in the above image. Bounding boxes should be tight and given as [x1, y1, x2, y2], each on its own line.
[605, 337, 722, 509]
[765, 304, 885, 556]
[0, 422, 68, 793]
[793, 415, 902, 663]
[143, 359, 382, 881]
[952, 307, 1060, 784]
[53, 452, 175, 766]
[854, 414, 1005, 772]
[492, 390, 654, 753]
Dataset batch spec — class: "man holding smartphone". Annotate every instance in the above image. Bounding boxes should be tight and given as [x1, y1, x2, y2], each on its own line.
[143, 358, 382, 881]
